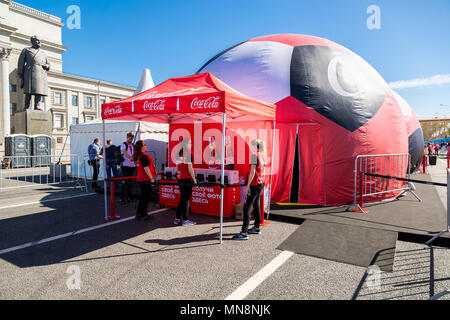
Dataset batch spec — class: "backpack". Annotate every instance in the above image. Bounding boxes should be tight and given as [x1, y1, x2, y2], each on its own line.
[115, 145, 124, 164]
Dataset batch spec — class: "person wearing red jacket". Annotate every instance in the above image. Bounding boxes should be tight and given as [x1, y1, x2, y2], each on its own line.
[133, 140, 156, 221]
[233, 139, 266, 240]
[175, 137, 198, 226]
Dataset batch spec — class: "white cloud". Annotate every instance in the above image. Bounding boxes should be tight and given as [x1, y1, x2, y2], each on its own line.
[389, 74, 450, 89]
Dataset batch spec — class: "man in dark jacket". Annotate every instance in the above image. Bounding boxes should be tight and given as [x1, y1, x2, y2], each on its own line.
[105, 140, 119, 179]
[88, 138, 103, 190]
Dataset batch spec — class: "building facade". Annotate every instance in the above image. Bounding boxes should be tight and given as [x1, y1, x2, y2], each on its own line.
[0, 0, 135, 154]
[418, 116, 450, 142]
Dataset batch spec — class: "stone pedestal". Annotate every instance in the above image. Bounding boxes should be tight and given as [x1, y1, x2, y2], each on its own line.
[12, 110, 52, 136]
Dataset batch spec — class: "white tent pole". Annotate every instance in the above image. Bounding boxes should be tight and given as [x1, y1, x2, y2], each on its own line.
[102, 119, 108, 220]
[219, 112, 226, 244]
[168, 119, 172, 168]
[267, 120, 276, 220]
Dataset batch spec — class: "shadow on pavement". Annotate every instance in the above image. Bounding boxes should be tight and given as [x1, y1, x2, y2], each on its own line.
[0, 188, 236, 268]
[352, 247, 450, 300]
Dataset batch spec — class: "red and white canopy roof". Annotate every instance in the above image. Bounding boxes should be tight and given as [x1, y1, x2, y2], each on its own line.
[101, 72, 276, 123]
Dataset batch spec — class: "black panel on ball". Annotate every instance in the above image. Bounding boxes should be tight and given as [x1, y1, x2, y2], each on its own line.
[290, 45, 386, 132]
[408, 127, 425, 173]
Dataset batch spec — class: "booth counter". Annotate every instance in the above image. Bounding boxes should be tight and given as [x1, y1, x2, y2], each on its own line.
[159, 180, 241, 217]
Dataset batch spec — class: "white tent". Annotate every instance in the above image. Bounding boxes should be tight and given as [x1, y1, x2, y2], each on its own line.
[134, 69, 155, 95]
[70, 119, 168, 179]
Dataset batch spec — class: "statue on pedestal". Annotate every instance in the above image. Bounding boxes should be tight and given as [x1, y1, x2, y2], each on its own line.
[17, 36, 50, 111]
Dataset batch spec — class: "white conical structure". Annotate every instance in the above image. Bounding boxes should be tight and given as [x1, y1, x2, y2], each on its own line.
[133, 68, 155, 95]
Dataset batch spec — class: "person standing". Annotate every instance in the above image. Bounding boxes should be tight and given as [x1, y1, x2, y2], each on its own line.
[120, 132, 136, 202]
[233, 139, 266, 240]
[174, 137, 197, 226]
[87, 138, 103, 190]
[428, 143, 433, 155]
[134, 140, 156, 220]
[105, 139, 119, 179]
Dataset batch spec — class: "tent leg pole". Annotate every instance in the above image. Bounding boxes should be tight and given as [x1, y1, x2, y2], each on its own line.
[266, 120, 276, 221]
[102, 120, 108, 221]
[219, 113, 226, 244]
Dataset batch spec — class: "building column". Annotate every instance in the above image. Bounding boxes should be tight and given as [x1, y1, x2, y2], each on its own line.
[0, 47, 11, 138]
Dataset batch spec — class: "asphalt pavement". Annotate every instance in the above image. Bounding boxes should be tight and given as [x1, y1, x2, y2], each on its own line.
[0, 160, 448, 300]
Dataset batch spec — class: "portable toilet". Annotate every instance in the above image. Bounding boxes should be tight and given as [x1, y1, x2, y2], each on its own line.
[5, 134, 31, 168]
[31, 135, 52, 167]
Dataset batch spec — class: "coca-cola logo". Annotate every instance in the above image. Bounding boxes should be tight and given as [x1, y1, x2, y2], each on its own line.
[104, 106, 123, 116]
[190, 96, 220, 110]
[143, 100, 165, 111]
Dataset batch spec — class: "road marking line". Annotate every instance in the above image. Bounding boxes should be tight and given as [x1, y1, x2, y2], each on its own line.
[225, 250, 295, 300]
[0, 208, 170, 255]
[0, 193, 97, 210]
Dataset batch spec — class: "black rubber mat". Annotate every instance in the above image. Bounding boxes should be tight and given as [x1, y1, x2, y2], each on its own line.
[270, 173, 449, 239]
[278, 220, 398, 272]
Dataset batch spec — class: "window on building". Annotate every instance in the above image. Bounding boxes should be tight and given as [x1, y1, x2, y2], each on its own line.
[85, 116, 94, 122]
[10, 103, 16, 115]
[72, 117, 79, 125]
[100, 98, 106, 106]
[9, 84, 17, 92]
[72, 95, 78, 106]
[54, 114, 64, 128]
[86, 96, 93, 108]
[54, 92, 62, 105]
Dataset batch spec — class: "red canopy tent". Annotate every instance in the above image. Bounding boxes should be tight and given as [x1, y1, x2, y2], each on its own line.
[101, 72, 276, 243]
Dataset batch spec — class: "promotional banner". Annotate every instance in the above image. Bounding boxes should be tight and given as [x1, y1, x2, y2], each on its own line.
[159, 182, 241, 217]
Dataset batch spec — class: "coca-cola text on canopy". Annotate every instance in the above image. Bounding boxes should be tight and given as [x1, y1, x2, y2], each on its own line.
[143, 99, 166, 111]
[190, 96, 221, 110]
[104, 105, 123, 116]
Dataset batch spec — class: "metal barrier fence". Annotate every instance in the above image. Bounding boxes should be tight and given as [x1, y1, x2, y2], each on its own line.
[0, 154, 87, 192]
[351, 153, 420, 213]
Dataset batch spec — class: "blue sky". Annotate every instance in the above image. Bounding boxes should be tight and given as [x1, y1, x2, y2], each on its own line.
[19, 0, 450, 117]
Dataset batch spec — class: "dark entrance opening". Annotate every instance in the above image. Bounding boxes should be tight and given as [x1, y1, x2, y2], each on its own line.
[290, 133, 300, 203]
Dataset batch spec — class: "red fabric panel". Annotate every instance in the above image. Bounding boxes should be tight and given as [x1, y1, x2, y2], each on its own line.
[275, 94, 408, 206]
[298, 124, 324, 204]
[270, 123, 297, 203]
[227, 120, 273, 186]
[168, 121, 274, 186]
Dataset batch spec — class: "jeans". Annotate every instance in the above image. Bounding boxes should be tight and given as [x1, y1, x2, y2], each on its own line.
[106, 159, 119, 179]
[89, 159, 100, 189]
[137, 182, 152, 216]
[120, 166, 136, 200]
[176, 179, 193, 220]
[242, 183, 265, 234]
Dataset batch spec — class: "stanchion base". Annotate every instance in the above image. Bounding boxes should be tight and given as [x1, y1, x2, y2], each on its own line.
[352, 208, 369, 214]
[108, 215, 121, 220]
[260, 221, 271, 226]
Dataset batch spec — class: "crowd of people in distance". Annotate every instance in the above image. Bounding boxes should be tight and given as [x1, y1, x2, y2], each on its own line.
[87, 133, 267, 240]
[425, 142, 448, 155]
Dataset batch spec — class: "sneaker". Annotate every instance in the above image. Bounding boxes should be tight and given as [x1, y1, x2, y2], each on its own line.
[134, 214, 143, 221]
[248, 227, 260, 235]
[232, 233, 248, 240]
[143, 215, 153, 221]
[182, 220, 197, 226]
[173, 219, 180, 225]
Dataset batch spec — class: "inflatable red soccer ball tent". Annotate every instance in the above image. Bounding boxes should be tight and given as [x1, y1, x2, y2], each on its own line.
[198, 34, 424, 206]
